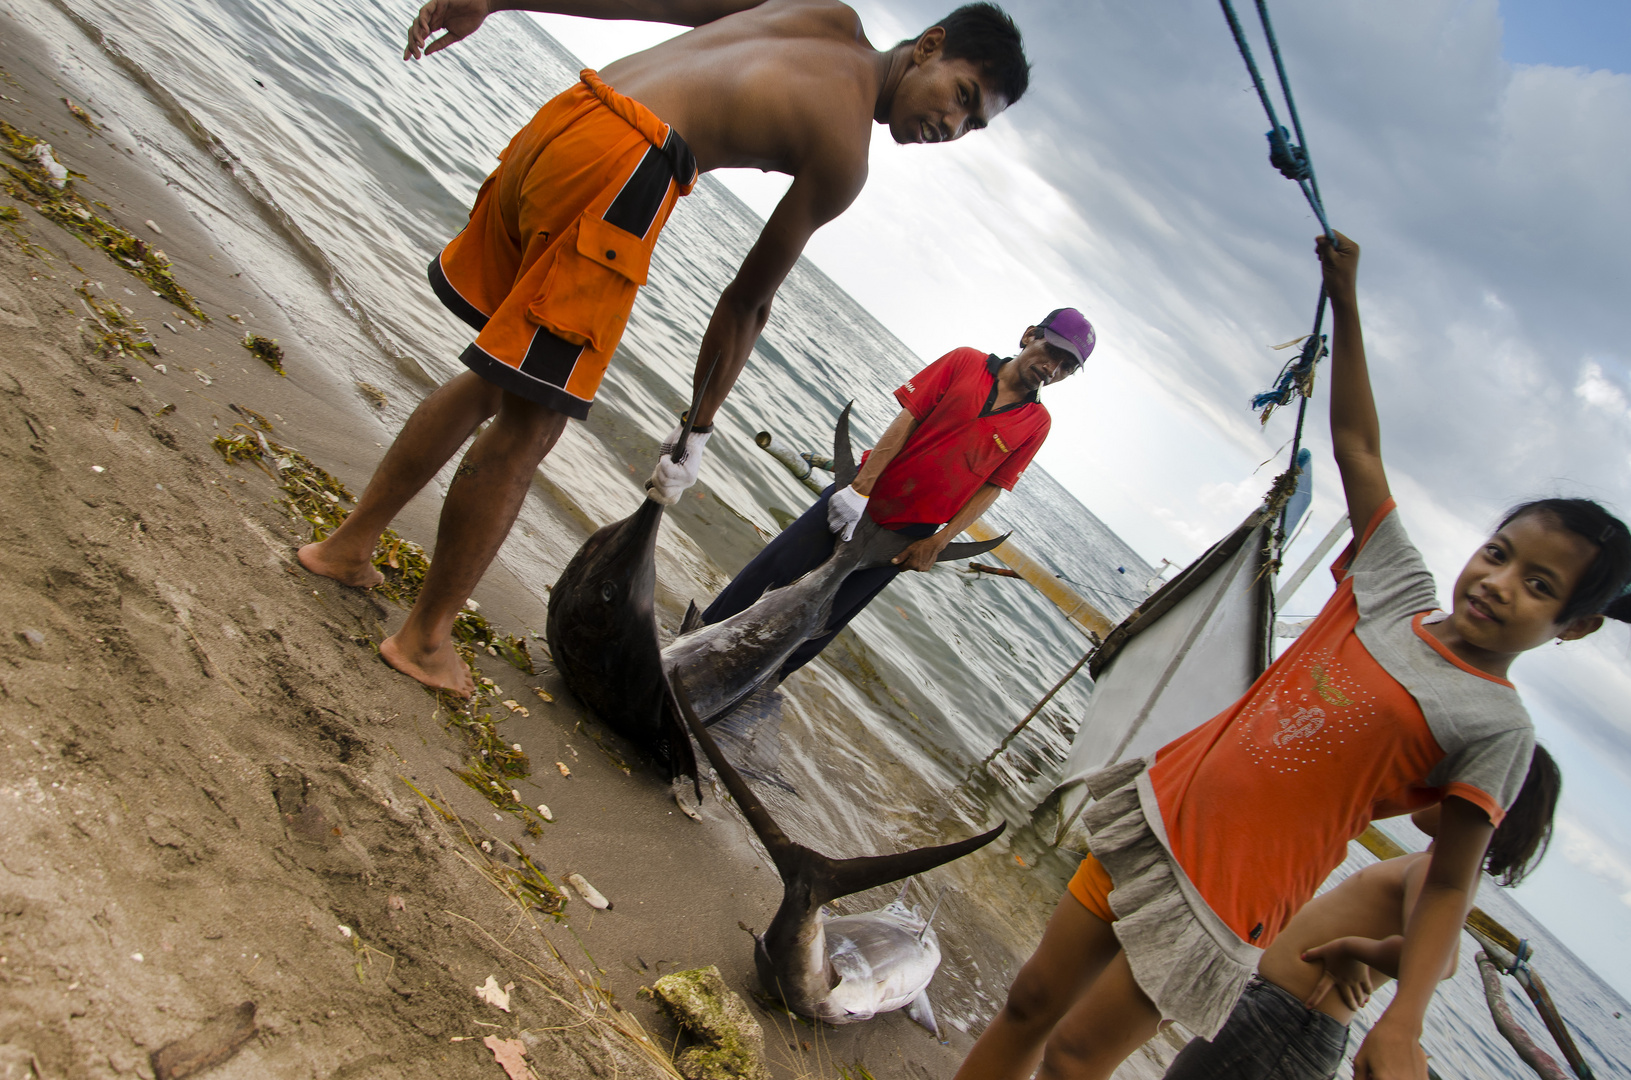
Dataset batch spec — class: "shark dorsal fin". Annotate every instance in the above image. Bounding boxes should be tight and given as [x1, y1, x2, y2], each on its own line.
[832, 402, 857, 489]
[680, 600, 703, 635]
[669, 679, 1005, 906]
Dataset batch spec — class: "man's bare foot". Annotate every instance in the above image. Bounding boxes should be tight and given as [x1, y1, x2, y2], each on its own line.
[298, 539, 386, 588]
[380, 633, 475, 697]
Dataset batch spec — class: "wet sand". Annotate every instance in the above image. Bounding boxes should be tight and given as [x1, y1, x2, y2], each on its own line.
[0, 7, 1195, 1075]
[0, 12, 1026, 1079]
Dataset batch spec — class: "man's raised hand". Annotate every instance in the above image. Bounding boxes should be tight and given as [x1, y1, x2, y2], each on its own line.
[406, 0, 493, 60]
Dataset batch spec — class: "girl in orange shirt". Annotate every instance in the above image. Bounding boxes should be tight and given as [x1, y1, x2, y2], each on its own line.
[954, 234, 1631, 1080]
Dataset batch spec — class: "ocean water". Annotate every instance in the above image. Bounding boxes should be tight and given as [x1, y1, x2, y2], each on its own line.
[20, 0, 1628, 1074]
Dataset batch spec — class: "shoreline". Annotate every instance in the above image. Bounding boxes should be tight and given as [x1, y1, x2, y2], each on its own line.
[0, 9, 1162, 1076]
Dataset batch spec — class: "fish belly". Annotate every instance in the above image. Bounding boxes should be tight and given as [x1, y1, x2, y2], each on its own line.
[820, 913, 942, 1023]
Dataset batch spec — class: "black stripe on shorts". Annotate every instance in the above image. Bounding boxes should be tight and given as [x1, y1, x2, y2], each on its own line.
[603, 144, 674, 239]
[427, 253, 489, 331]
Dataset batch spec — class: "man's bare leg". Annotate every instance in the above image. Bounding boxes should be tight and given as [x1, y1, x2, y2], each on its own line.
[954, 895, 1123, 1080]
[378, 391, 569, 696]
[299, 371, 504, 586]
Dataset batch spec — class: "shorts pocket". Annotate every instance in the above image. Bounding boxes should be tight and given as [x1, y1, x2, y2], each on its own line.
[527, 213, 651, 352]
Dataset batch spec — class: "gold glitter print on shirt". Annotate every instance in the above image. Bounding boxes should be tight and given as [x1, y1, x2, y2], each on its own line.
[1309, 664, 1353, 707]
[1239, 642, 1377, 774]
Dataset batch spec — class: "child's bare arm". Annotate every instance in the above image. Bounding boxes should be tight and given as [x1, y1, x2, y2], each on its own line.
[406, 0, 771, 58]
[1399, 849, 1461, 979]
[1317, 232, 1392, 536]
[1309, 934, 1405, 979]
[1353, 797, 1492, 1079]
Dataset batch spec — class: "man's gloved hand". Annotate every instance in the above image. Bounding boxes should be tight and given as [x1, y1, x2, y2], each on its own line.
[646, 421, 713, 505]
[826, 484, 870, 541]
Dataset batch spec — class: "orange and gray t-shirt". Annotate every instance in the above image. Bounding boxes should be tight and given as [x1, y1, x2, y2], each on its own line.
[1142, 499, 1533, 949]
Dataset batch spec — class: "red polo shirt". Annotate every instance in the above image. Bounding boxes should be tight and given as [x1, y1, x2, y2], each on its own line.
[865, 348, 1051, 528]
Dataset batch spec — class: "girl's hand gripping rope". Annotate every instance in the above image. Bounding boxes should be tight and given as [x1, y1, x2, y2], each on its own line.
[1316, 231, 1358, 302]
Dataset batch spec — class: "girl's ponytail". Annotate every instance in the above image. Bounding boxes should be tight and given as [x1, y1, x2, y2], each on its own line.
[1485, 746, 1561, 887]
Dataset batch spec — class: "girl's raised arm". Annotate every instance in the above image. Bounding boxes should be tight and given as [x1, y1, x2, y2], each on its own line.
[1319, 233, 1393, 535]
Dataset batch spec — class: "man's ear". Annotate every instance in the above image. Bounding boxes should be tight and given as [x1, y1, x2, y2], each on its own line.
[1019, 325, 1039, 349]
[1557, 613, 1604, 642]
[913, 26, 946, 65]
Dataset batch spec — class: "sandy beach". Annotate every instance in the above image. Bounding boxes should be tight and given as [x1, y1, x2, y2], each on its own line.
[0, 9, 1206, 1077]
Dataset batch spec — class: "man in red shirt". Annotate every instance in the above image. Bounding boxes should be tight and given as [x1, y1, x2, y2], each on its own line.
[700, 307, 1094, 677]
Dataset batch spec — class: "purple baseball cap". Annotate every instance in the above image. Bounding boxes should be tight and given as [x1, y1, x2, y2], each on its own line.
[1038, 307, 1096, 369]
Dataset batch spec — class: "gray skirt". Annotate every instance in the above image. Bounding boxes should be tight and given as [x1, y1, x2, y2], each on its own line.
[1080, 758, 1262, 1040]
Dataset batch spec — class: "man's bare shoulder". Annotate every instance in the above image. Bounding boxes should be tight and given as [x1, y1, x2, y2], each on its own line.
[747, 0, 867, 41]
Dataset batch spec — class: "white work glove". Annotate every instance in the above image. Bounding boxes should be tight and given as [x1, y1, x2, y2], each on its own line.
[826, 484, 870, 541]
[646, 422, 712, 505]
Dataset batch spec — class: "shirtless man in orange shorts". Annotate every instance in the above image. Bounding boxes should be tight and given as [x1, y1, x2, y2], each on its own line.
[298, 0, 1031, 696]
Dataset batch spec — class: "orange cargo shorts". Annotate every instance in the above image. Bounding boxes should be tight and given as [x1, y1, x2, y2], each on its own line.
[429, 69, 697, 419]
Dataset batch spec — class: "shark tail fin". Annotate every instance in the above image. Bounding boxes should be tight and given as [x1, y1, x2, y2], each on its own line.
[832, 401, 857, 489]
[679, 600, 704, 635]
[936, 532, 1011, 563]
[814, 822, 1005, 908]
[670, 678, 1005, 904]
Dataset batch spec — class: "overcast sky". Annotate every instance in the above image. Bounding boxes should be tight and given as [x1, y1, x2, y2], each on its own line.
[536, 0, 1631, 997]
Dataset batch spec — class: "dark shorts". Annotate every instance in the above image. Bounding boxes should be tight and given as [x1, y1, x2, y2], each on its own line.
[1163, 977, 1349, 1080]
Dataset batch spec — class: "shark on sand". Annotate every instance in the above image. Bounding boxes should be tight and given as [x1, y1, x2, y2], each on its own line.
[669, 680, 1004, 1033]
[547, 404, 1006, 773]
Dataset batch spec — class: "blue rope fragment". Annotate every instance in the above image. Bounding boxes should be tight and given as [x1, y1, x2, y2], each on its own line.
[1266, 126, 1310, 181]
[1219, 0, 1339, 421]
[1219, 0, 1333, 240]
[1252, 330, 1326, 413]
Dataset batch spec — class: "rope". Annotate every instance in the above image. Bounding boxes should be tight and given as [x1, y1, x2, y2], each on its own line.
[1219, 0, 1342, 567]
[1218, 0, 1335, 240]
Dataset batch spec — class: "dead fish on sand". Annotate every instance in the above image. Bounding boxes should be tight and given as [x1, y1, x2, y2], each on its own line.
[670, 682, 1002, 1031]
[663, 403, 1008, 726]
[545, 362, 719, 781]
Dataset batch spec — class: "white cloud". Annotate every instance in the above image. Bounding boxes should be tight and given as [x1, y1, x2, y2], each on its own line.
[1576, 360, 1630, 417]
[1556, 814, 1631, 906]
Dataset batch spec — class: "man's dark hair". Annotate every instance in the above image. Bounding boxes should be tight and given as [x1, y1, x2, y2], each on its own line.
[1485, 745, 1561, 887]
[904, 3, 1031, 106]
[1498, 498, 1631, 623]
